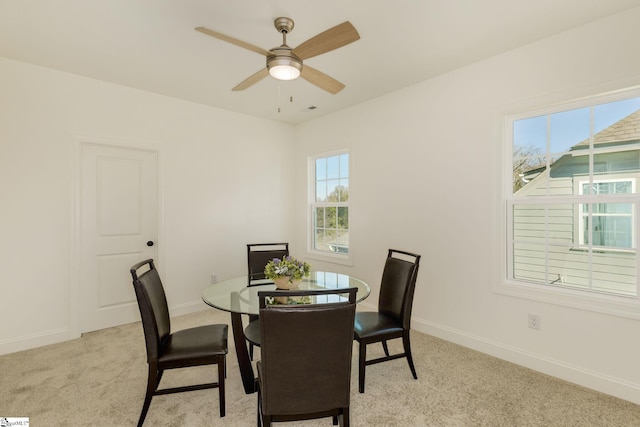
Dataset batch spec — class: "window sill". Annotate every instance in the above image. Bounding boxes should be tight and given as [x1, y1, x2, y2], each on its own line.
[493, 279, 640, 320]
[306, 250, 353, 267]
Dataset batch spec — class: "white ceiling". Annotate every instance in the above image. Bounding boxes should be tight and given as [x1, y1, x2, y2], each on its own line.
[1, 0, 639, 125]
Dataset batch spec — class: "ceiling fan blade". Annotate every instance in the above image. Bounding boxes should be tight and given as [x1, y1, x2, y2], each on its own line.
[232, 68, 269, 91]
[293, 21, 360, 60]
[300, 65, 345, 94]
[195, 27, 271, 56]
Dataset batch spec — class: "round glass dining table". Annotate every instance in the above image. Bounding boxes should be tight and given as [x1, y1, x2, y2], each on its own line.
[202, 270, 370, 315]
[202, 271, 370, 394]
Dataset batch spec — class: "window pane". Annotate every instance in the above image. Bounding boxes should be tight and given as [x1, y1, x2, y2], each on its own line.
[593, 151, 640, 182]
[554, 250, 636, 296]
[316, 181, 327, 202]
[325, 206, 336, 228]
[314, 229, 325, 251]
[513, 202, 576, 282]
[315, 207, 325, 228]
[591, 252, 636, 296]
[513, 115, 547, 154]
[592, 203, 631, 214]
[339, 178, 349, 202]
[337, 207, 348, 230]
[615, 181, 633, 193]
[513, 116, 547, 194]
[513, 163, 546, 194]
[316, 158, 326, 180]
[327, 156, 340, 179]
[583, 205, 633, 248]
[594, 97, 640, 135]
[324, 229, 337, 249]
[327, 179, 340, 201]
[340, 154, 349, 178]
[513, 241, 547, 284]
[549, 108, 590, 153]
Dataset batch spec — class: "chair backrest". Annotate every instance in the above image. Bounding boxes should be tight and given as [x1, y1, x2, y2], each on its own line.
[130, 259, 171, 362]
[247, 243, 289, 284]
[258, 288, 357, 416]
[378, 249, 421, 329]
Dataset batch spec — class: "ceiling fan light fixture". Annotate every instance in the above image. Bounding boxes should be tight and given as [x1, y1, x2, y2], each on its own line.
[269, 64, 301, 80]
[267, 50, 302, 81]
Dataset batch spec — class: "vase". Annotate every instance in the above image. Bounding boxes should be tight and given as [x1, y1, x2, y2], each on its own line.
[273, 276, 301, 290]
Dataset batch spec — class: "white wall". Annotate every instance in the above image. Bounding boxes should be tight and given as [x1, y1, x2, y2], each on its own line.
[0, 57, 296, 354]
[294, 8, 640, 404]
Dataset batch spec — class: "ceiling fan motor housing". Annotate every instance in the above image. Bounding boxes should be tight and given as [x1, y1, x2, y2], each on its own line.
[267, 47, 302, 80]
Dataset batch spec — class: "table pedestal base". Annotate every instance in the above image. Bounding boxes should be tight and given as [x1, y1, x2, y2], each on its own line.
[230, 312, 257, 394]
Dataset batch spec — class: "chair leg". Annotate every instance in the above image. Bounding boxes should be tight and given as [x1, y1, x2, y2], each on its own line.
[257, 385, 262, 427]
[333, 415, 338, 425]
[342, 407, 350, 427]
[381, 340, 390, 357]
[218, 358, 226, 417]
[249, 314, 258, 361]
[403, 330, 417, 379]
[138, 364, 159, 427]
[358, 341, 367, 393]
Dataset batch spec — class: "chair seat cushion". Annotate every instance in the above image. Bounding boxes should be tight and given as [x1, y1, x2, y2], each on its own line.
[354, 311, 403, 340]
[159, 324, 228, 365]
[244, 319, 261, 347]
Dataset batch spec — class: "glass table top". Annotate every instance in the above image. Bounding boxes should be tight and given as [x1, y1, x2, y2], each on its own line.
[202, 271, 371, 316]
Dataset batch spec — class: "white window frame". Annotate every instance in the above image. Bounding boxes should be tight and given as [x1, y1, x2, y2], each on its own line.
[496, 87, 640, 319]
[307, 149, 351, 265]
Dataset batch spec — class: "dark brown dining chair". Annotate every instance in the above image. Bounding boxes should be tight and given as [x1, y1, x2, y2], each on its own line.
[247, 243, 289, 285]
[353, 249, 421, 393]
[246, 243, 289, 359]
[130, 259, 228, 427]
[256, 288, 357, 427]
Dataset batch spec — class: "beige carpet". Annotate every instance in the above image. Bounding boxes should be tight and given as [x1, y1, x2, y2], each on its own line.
[2, 308, 639, 426]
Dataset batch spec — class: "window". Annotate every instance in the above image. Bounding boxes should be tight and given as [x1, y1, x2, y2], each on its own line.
[506, 90, 640, 304]
[310, 152, 349, 257]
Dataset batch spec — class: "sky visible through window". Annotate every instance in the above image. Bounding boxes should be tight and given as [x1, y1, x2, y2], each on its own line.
[514, 97, 640, 154]
[315, 154, 348, 202]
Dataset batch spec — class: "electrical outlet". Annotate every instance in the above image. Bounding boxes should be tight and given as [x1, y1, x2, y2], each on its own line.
[211, 273, 218, 284]
[528, 313, 541, 330]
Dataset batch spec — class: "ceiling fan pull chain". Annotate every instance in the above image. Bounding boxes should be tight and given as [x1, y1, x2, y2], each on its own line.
[277, 83, 281, 113]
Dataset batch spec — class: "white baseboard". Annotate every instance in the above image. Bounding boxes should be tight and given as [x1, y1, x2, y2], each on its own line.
[0, 328, 79, 356]
[170, 300, 209, 317]
[412, 317, 640, 405]
[0, 301, 208, 356]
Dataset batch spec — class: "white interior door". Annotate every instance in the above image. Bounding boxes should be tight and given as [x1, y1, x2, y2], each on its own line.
[80, 142, 158, 332]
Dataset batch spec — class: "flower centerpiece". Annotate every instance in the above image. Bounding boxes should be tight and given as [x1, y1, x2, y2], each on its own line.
[264, 255, 311, 289]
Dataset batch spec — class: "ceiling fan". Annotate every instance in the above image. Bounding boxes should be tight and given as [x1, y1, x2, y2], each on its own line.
[195, 17, 360, 94]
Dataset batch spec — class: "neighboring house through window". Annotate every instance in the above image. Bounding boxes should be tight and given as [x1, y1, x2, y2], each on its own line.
[310, 151, 349, 258]
[578, 179, 634, 248]
[504, 90, 640, 315]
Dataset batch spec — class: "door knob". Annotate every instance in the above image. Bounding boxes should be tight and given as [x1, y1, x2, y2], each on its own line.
[147, 241, 154, 247]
